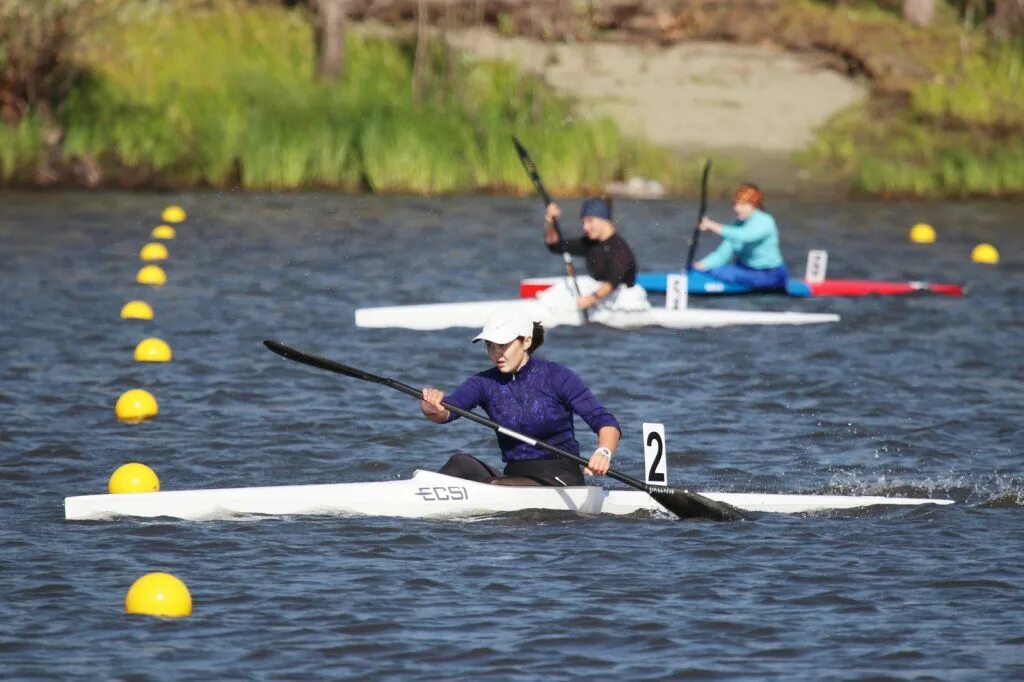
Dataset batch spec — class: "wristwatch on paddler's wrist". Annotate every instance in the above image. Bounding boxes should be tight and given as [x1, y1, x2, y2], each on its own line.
[594, 447, 612, 460]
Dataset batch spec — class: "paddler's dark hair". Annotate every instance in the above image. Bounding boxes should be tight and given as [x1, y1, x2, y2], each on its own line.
[526, 322, 545, 352]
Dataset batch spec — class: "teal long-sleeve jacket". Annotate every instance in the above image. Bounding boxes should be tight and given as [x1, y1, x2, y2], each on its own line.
[699, 209, 785, 270]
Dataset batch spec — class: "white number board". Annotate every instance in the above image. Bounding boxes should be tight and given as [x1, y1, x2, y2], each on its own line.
[665, 274, 688, 310]
[643, 422, 668, 486]
[805, 249, 829, 284]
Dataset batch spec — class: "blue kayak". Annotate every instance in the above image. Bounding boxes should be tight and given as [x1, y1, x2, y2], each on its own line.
[636, 271, 812, 297]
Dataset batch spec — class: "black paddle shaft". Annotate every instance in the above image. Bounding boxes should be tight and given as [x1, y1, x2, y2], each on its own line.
[685, 159, 713, 271]
[512, 136, 588, 321]
[263, 340, 747, 521]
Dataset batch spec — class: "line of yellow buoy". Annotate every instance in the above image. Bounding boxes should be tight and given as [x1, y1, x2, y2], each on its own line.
[112, 204, 193, 618]
[908, 222, 1001, 264]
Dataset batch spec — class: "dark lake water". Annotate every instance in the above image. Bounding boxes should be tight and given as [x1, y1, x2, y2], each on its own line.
[2, 191, 1022, 679]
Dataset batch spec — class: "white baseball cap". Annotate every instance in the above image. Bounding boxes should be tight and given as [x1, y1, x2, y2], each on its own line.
[472, 310, 534, 344]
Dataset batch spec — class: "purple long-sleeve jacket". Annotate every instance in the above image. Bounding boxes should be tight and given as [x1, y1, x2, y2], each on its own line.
[443, 357, 620, 462]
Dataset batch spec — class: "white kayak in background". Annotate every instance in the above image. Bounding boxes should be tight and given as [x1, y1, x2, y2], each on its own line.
[355, 299, 838, 331]
[64, 470, 952, 521]
[355, 278, 840, 332]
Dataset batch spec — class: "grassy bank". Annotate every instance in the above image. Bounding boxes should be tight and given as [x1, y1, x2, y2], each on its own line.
[2, 1, 1022, 197]
[0, 1, 683, 194]
[788, 2, 1024, 197]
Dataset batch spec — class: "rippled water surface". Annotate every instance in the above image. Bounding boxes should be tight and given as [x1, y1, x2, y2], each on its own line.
[2, 192, 1022, 679]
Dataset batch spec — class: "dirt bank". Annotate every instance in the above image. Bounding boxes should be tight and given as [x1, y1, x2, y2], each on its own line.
[445, 28, 867, 192]
[449, 29, 866, 154]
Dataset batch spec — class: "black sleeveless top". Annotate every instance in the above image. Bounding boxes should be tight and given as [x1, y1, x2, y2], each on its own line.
[547, 233, 637, 287]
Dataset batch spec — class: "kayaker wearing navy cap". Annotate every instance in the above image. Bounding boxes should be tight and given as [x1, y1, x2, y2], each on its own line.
[694, 183, 789, 290]
[420, 310, 621, 486]
[543, 196, 643, 311]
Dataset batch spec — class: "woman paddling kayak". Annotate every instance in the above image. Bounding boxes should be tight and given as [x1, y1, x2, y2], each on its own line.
[694, 183, 789, 291]
[543, 196, 648, 313]
[419, 310, 620, 487]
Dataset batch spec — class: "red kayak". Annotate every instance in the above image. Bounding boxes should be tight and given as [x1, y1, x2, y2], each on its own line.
[799, 279, 965, 297]
[520, 273, 966, 298]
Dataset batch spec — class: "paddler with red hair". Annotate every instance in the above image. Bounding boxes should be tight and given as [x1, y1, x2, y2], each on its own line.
[694, 183, 789, 291]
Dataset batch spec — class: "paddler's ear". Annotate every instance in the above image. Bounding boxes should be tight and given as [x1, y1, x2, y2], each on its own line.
[521, 335, 533, 351]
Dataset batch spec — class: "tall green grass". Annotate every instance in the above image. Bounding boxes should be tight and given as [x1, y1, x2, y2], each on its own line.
[804, 32, 1024, 197]
[14, 0, 1017, 196]
[912, 41, 1024, 130]
[0, 115, 42, 181]
[790, 1, 1024, 197]
[46, 0, 677, 193]
[806, 103, 1024, 197]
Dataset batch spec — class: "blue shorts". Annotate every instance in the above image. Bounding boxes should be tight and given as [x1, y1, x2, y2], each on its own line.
[705, 264, 789, 290]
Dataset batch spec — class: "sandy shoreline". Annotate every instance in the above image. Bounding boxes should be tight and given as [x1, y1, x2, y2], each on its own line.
[450, 30, 867, 152]
[446, 28, 867, 193]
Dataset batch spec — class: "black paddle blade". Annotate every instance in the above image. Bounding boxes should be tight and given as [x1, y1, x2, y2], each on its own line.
[648, 486, 749, 522]
[512, 136, 545, 189]
[685, 158, 714, 271]
[263, 340, 385, 386]
[511, 135, 533, 168]
[697, 158, 712, 217]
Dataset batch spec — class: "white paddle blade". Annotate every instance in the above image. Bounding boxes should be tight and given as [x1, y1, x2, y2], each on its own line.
[805, 249, 829, 283]
[643, 422, 668, 487]
[665, 273, 688, 310]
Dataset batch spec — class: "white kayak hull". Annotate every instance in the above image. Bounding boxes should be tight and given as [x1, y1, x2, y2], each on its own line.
[64, 470, 952, 521]
[354, 299, 839, 331]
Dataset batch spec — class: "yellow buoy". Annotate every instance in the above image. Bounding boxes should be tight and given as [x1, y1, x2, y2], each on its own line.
[151, 225, 176, 239]
[162, 205, 187, 223]
[136, 264, 167, 286]
[109, 462, 160, 494]
[971, 243, 999, 264]
[909, 223, 936, 244]
[125, 572, 192, 618]
[120, 300, 154, 320]
[134, 337, 172, 363]
[115, 389, 159, 422]
[139, 242, 169, 262]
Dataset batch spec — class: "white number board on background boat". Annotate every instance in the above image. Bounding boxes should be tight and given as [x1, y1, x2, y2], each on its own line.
[805, 249, 829, 283]
[643, 422, 668, 486]
[665, 273, 688, 310]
